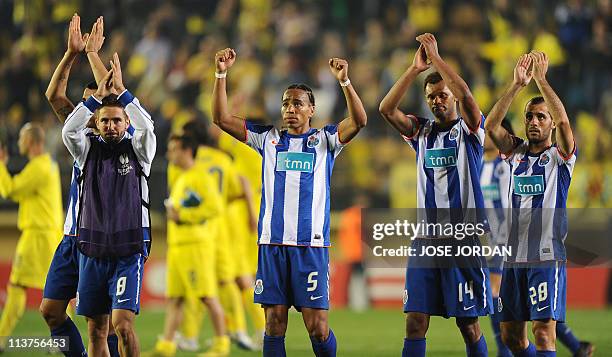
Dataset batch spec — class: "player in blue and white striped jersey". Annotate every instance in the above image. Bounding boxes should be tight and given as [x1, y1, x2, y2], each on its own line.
[485, 52, 585, 357]
[380, 33, 492, 357]
[212, 48, 367, 357]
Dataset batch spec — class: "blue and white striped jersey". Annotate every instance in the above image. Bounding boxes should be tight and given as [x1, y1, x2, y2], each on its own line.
[503, 139, 577, 262]
[244, 121, 345, 247]
[403, 115, 487, 235]
[480, 156, 511, 245]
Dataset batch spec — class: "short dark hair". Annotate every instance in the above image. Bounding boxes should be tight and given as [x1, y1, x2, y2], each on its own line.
[182, 120, 211, 146]
[86, 81, 98, 90]
[101, 94, 122, 108]
[423, 72, 444, 91]
[285, 83, 315, 105]
[525, 96, 546, 110]
[169, 134, 199, 159]
[501, 118, 515, 136]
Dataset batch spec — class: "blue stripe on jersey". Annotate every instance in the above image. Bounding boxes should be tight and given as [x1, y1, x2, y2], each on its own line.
[443, 130, 463, 223]
[297, 138, 315, 242]
[553, 163, 572, 259]
[258, 153, 266, 240]
[527, 162, 546, 261]
[424, 125, 438, 225]
[491, 159, 505, 222]
[323, 147, 333, 242]
[271, 136, 288, 240]
[507, 155, 530, 259]
[464, 131, 487, 226]
[68, 164, 81, 235]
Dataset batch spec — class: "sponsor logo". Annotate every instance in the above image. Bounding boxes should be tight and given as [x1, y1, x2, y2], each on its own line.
[276, 152, 314, 173]
[449, 127, 459, 140]
[482, 184, 501, 201]
[254, 279, 264, 295]
[536, 305, 549, 312]
[117, 154, 133, 176]
[402, 290, 408, 305]
[310, 295, 323, 301]
[541, 247, 551, 254]
[307, 134, 320, 148]
[424, 147, 457, 168]
[117, 298, 131, 303]
[539, 153, 550, 166]
[514, 175, 545, 196]
[463, 305, 475, 311]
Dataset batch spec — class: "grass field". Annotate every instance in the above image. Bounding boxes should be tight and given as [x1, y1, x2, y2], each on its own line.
[3, 308, 611, 356]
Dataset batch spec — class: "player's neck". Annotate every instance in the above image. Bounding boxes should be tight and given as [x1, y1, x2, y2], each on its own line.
[528, 139, 553, 154]
[180, 159, 195, 171]
[27, 146, 44, 160]
[287, 125, 311, 135]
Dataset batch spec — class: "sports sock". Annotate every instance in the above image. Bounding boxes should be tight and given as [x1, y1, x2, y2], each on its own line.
[263, 334, 286, 357]
[466, 334, 488, 357]
[556, 322, 580, 353]
[310, 328, 337, 357]
[491, 297, 512, 357]
[107, 333, 119, 357]
[0, 285, 26, 347]
[51, 316, 87, 357]
[535, 351, 556, 357]
[515, 342, 537, 357]
[402, 338, 425, 357]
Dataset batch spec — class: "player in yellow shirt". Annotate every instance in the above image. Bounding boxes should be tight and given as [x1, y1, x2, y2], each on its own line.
[151, 134, 229, 357]
[0, 123, 63, 350]
[176, 121, 258, 350]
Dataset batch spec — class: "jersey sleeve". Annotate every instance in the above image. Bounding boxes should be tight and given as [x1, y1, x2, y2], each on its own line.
[400, 116, 428, 151]
[0, 161, 45, 202]
[119, 90, 156, 167]
[245, 120, 274, 154]
[62, 98, 96, 167]
[553, 142, 577, 172]
[501, 136, 528, 163]
[323, 124, 346, 158]
[459, 113, 486, 146]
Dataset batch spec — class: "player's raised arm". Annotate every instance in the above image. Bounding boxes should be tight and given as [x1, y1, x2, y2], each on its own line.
[530, 51, 575, 157]
[379, 45, 429, 137]
[109, 53, 156, 164]
[212, 48, 247, 141]
[85, 16, 110, 85]
[417, 33, 481, 130]
[46, 13, 88, 122]
[329, 58, 367, 143]
[485, 54, 533, 154]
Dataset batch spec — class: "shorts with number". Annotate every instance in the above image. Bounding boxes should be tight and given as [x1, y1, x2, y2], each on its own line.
[499, 261, 566, 322]
[254, 245, 329, 310]
[11, 229, 61, 289]
[167, 242, 217, 299]
[76, 252, 145, 316]
[403, 238, 493, 318]
[214, 217, 236, 281]
[43, 235, 80, 299]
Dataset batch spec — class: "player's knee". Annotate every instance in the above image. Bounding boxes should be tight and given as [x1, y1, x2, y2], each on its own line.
[532, 324, 554, 348]
[501, 330, 523, 352]
[405, 314, 428, 338]
[39, 301, 66, 329]
[456, 317, 480, 343]
[265, 311, 288, 336]
[113, 319, 135, 341]
[88, 321, 108, 342]
[305, 315, 329, 341]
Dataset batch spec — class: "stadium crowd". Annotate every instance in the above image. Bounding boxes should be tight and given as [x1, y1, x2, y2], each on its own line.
[0, 0, 611, 209]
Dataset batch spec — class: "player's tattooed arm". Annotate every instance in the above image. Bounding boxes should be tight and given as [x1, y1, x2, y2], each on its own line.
[330, 58, 367, 143]
[417, 33, 481, 130]
[85, 16, 111, 86]
[530, 51, 575, 157]
[212, 48, 248, 141]
[379, 45, 429, 137]
[485, 54, 532, 154]
[46, 13, 87, 123]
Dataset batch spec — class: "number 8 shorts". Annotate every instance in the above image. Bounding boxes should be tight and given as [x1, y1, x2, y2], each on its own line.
[254, 245, 329, 310]
[76, 252, 145, 317]
[499, 261, 566, 322]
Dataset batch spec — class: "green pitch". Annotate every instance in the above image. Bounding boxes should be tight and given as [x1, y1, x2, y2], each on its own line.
[4, 308, 611, 356]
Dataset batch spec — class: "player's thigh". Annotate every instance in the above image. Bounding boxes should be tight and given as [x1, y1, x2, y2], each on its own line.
[110, 253, 145, 314]
[290, 246, 329, 310]
[254, 245, 289, 306]
[76, 254, 112, 317]
[111, 308, 137, 337]
[499, 266, 529, 322]
[301, 307, 329, 335]
[263, 304, 289, 335]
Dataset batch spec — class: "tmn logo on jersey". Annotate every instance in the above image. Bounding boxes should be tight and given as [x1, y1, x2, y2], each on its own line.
[514, 175, 545, 196]
[482, 183, 501, 201]
[424, 147, 457, 168]
[276, 152, 314, 173]
[117, 154, 133, 176]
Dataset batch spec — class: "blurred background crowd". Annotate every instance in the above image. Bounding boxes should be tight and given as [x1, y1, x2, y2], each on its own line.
[1, 0, 611, 212]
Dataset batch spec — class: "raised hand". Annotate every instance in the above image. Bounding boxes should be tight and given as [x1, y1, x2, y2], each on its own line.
[94, 69, 113, 99]
[530, 51, 548, 82]
[109, 52, 126, 93]
[513, 54, 533, 87]
[416, 33, 440, 62]
[85, 16, 105, 54]
[67, 13, 88, 54]
[412, 44, 430, 72]
[215, 48, 236, 73]
[328, 57, 349, 82]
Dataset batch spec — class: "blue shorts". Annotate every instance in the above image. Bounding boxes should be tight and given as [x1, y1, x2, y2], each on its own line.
[43, 235, 80, 300]
[487, 244, 505, 275]
[254, 245, 329, 310]
[76, 252, 145, 317]
[499, 261, 566, 322]
[404, 238, 493, 318]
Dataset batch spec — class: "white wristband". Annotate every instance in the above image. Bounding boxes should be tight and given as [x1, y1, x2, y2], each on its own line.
[339, 78, 351, 87]
[215, 71, 227, 79]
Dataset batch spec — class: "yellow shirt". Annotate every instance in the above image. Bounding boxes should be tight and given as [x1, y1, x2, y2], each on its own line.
[218, 132, 262, 195]
[0, 153, 62, 231]
[168, 163, 222, 245]
[195, 146, 243, 205]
